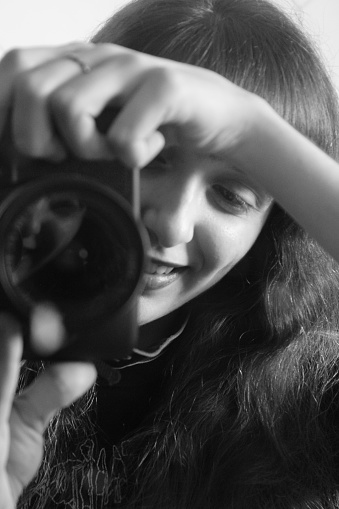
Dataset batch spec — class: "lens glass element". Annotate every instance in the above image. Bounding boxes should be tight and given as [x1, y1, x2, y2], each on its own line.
[1, 184, 144, 322]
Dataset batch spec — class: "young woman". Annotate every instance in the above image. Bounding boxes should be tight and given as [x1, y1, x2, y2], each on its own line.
[1, 0, 339, 507]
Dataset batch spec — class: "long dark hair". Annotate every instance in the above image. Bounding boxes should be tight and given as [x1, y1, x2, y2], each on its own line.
[20, 0, 339, 507]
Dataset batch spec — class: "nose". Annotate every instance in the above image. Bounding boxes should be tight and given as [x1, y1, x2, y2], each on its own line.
[142, 175, 200, 248]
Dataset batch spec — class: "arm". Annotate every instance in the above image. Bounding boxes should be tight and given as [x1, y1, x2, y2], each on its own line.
[234, 99, 339, 262]
[1, 43, 339, 261]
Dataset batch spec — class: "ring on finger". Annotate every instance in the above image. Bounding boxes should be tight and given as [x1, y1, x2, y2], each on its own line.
[64, 53, 92, 74]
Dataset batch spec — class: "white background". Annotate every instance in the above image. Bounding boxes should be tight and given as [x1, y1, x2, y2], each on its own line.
[0, 0, 338, 91]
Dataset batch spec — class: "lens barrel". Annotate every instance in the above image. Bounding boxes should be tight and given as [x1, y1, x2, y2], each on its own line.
[0, 173, 147, 360]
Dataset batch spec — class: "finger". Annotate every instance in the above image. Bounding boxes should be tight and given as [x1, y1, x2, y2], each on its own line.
[14, 361, 97, 434]
[107, 68, 180, 167]
[30, 303, 66, 356]
[109, 65, 245, 165]
[0, 314, 23, 425]
[0, 42, 90, 137]
[49, 49, 152, 159]
[11, 45, 104, 160]
[12, 59, 80, 160]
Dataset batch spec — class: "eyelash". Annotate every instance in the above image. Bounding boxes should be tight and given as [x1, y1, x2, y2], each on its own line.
[212, 184, 252, 214]
[146, 156, 254, 214]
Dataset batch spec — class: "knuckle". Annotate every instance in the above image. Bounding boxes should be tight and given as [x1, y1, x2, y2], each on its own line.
[148, 66, 172, 81]
[14, 70, 42, 100]
[49, 95, 96, 158]
[0, 48, 29, 72]
[93, 42, 119, 58]
[98, 43, 138, 61]
[50, 88, 81, 123]
[103, 50, 141, 75]
[115, 51, 139, 68]
[110, 126, 131, 150]
[64, 41, 94, 52]
[145, 66, 181, 93]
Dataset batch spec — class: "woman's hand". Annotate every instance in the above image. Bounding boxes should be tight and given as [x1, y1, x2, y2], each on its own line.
[0, 312, 96, 509]
[0, 42, 259, 167]
[2, 43, 339, 268]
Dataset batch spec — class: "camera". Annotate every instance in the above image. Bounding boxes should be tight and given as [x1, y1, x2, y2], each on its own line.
[0, 110, 148, 361]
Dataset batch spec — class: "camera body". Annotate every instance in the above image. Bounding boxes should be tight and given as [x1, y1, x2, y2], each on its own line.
[0, 136, 148, 361]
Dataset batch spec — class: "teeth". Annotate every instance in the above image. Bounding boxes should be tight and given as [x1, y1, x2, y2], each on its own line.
[148, 262, 174, 275]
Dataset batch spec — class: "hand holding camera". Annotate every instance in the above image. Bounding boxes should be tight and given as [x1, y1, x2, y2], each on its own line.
[0, 123, 147, 361]
[0, 46, 151, 508]
[0, 42, 257, 361]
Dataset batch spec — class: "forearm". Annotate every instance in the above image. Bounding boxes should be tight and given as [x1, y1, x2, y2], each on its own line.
[236, 98, 339, 262]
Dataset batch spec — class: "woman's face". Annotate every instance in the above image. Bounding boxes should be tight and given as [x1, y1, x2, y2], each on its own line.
[138, 142, 273, 326]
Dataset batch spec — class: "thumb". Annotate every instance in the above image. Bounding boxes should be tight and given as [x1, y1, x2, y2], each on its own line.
[15, 362, 97, 433]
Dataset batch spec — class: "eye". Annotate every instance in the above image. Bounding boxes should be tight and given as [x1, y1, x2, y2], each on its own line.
[211, 184, 253, 214]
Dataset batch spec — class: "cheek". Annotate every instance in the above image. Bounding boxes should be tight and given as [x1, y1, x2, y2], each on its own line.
[200, 218, 266, 274]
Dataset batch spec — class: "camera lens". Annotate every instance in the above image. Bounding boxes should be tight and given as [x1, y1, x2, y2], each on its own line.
[0, 175, 146, 326]
[8, 193, 130, 306]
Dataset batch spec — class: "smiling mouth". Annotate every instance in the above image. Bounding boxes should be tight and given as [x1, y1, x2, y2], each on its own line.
[143, 260, 187, 290]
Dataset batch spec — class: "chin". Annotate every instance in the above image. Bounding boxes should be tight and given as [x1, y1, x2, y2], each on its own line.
[137, 294, 180, 326]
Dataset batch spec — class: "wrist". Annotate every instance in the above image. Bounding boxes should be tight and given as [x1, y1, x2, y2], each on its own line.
[230, 94, 292, 188]
[226, 93, 272, 169]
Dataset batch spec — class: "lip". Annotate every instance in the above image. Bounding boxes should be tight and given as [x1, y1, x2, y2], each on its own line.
[143, 257, 188, 290]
